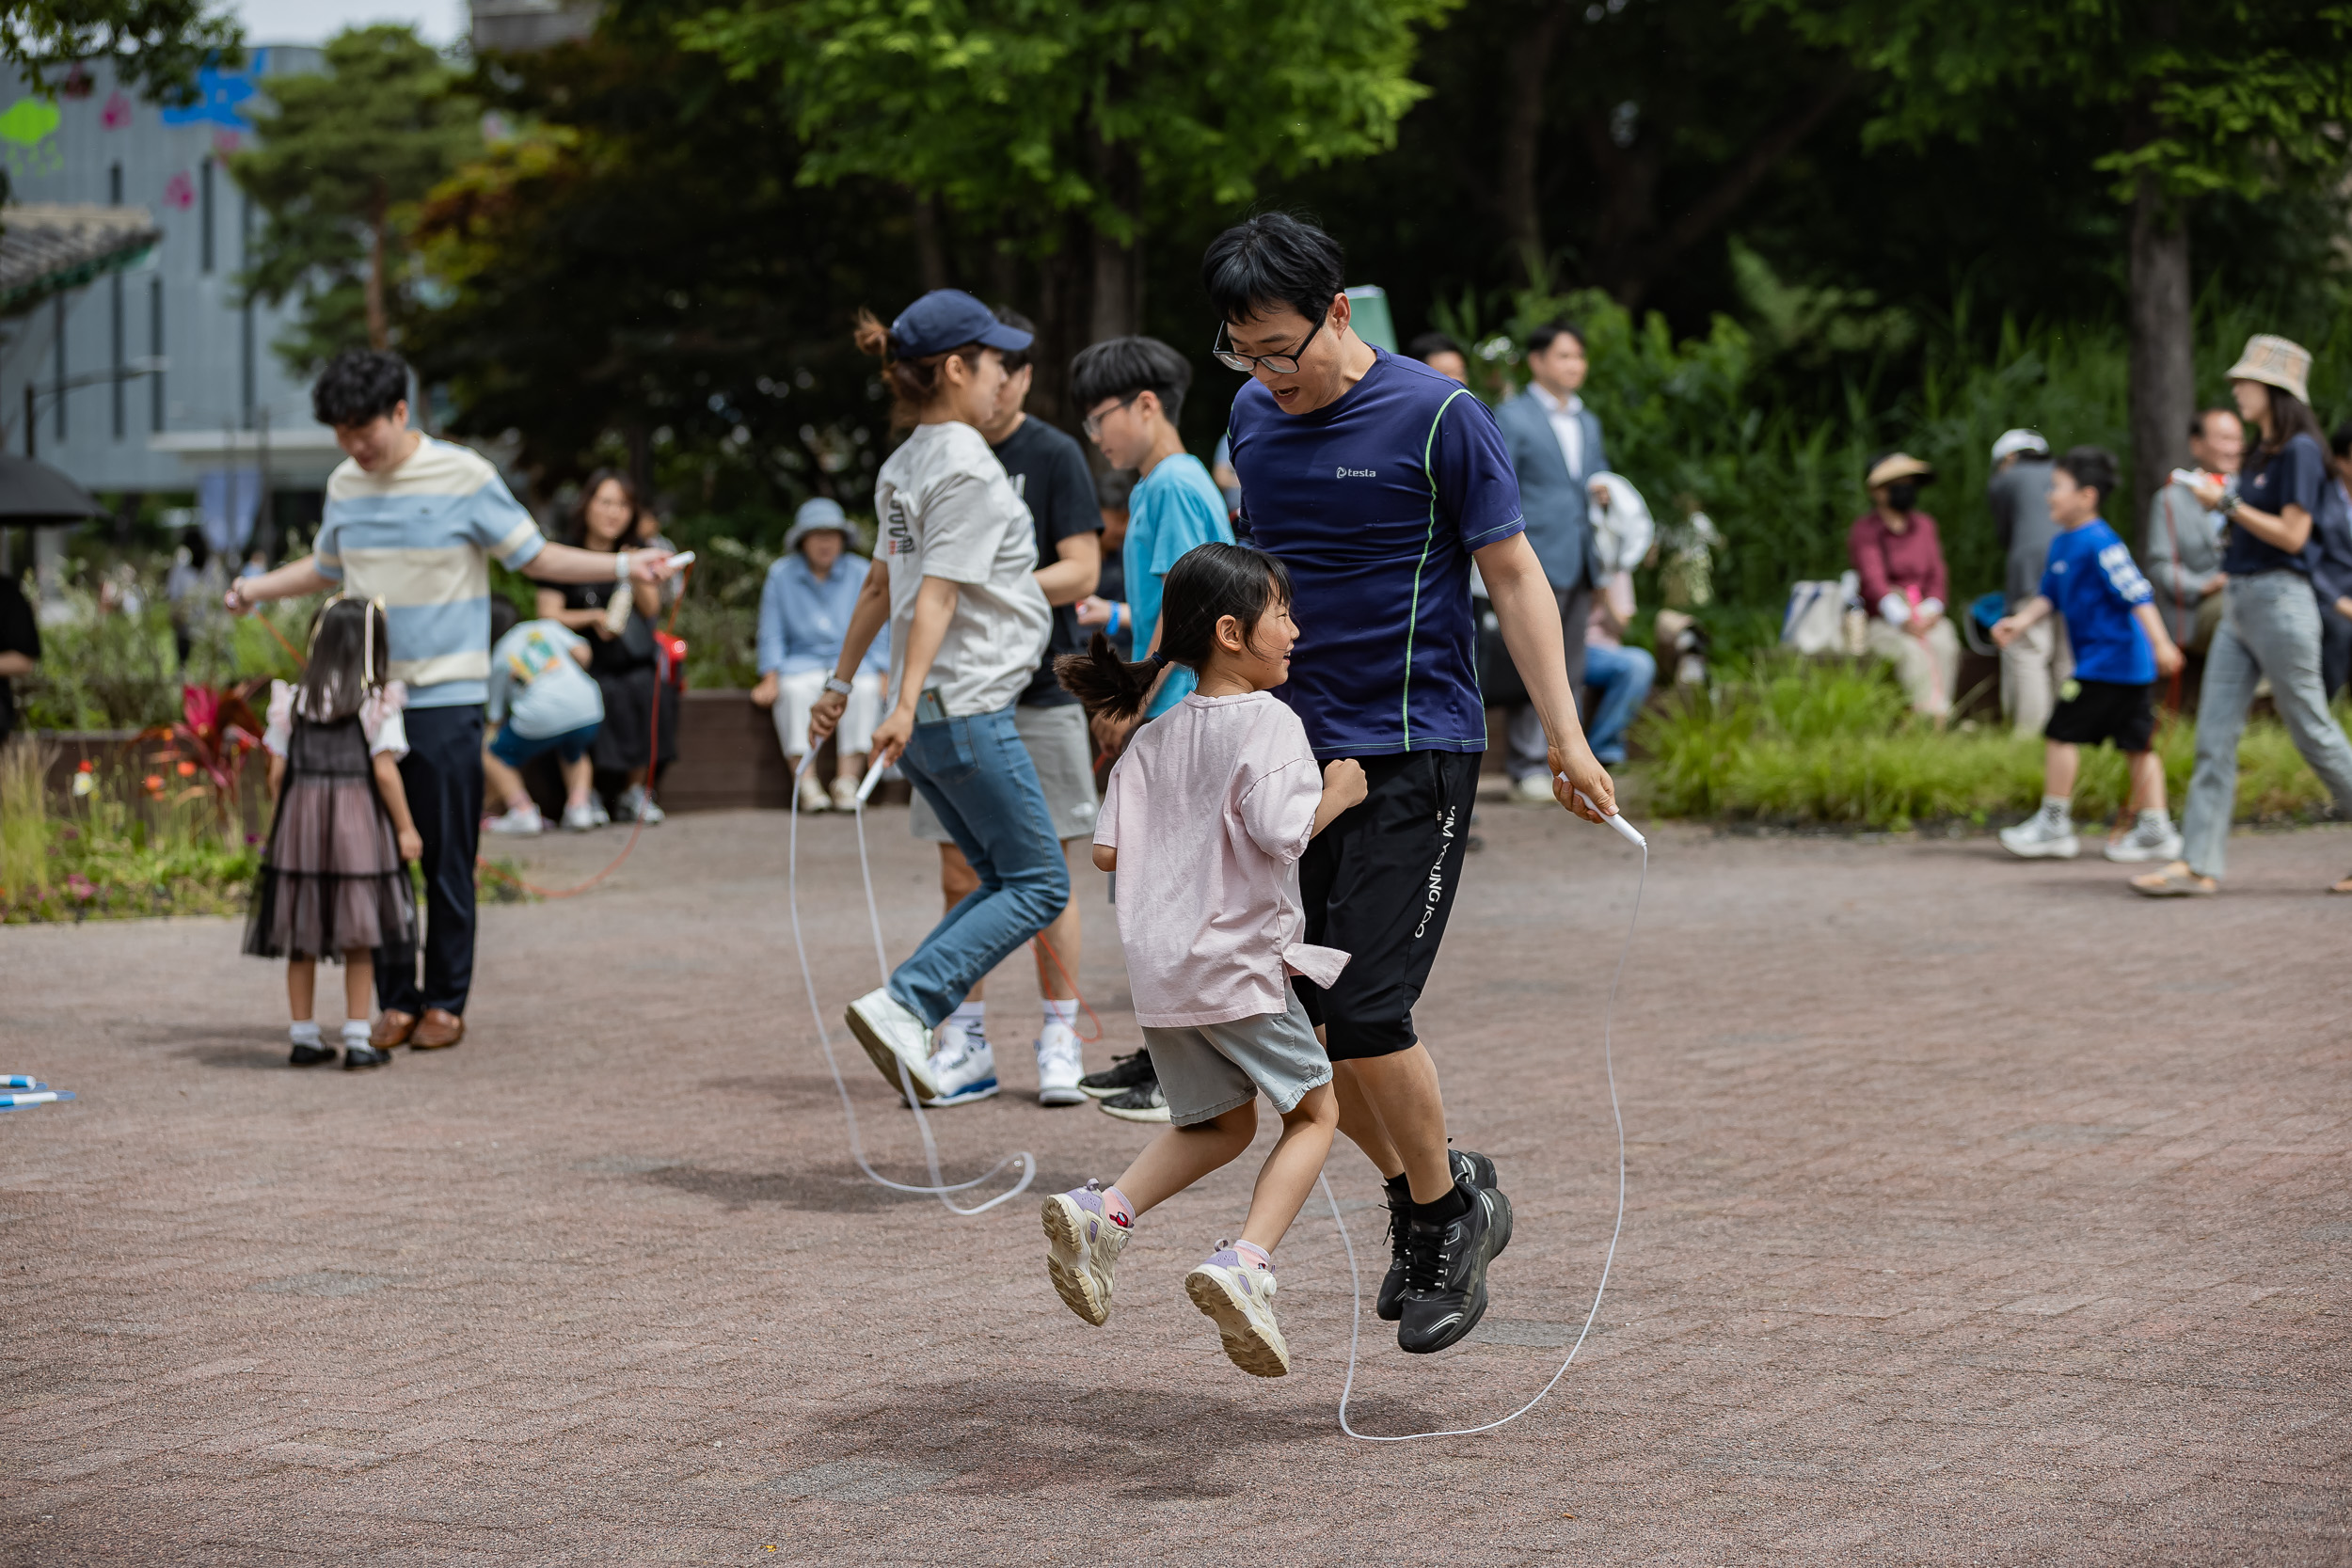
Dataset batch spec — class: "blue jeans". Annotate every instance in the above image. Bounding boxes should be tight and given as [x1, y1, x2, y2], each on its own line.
[2182, 573, 2352, 879]
[889, 705, 1071, 1027]
[1581, 641, 1656, 765]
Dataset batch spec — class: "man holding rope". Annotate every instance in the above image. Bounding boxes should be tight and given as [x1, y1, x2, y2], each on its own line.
[1204, 214, 1616, 1354]
[228, 349, 678, 1053]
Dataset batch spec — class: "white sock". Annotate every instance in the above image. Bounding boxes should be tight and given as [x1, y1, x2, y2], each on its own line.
[941, 1001, 985, 1047]
[289, 1021, 322, 1046]
[1041, 998, 1077, 1032]
[2042, 796, 2073, 822]
[1232, 1240, 1273, 1273]
[341, 1019, 372, 1044]
[2138, 808, 2169, 829]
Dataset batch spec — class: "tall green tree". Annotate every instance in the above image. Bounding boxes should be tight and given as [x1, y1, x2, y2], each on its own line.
[4, 0, 239, 104]
[230, 24, 479, 366]
[677, 0, 1455, 342]
[1753, 0, 2352, 523]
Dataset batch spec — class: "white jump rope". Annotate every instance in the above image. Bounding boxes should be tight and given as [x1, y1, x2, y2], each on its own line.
[787, 751, 1645, 1438]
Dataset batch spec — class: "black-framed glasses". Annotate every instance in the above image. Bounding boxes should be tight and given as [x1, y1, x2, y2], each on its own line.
[1081, 392, 1140, 439]
[1212, 316, 1325, 375]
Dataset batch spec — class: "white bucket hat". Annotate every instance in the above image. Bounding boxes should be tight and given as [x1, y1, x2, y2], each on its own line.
[2224, 334, 2312, 406]
[1990, 429, 2048, 464]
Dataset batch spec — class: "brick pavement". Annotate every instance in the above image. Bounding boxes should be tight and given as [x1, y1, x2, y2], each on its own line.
[2, 803, 2348, 1564]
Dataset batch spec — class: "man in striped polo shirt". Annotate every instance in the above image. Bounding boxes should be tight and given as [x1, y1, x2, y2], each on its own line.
[230, 350, 675, 1052]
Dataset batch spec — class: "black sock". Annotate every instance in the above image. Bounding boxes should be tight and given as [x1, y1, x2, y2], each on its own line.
[1412, 1182, 1470, 1226]
[1384, 1172, 1412, 1207]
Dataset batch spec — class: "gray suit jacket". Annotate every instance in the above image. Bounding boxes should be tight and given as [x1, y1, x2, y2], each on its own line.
[2145, 481, 2225, 646]
[1496, 389, 1608, 591]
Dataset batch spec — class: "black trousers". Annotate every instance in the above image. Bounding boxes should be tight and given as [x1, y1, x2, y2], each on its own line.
[376, 704, 483, 1018]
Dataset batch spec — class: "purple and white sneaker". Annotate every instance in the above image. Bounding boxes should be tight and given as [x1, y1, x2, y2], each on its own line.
[1184, 1243, 1290, 1378]
[1041, 1180, 1129, 1325]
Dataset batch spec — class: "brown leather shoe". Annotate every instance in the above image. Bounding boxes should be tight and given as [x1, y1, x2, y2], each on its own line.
[370, 1010, 418, 1049]
[409, 1008, 466, 1050]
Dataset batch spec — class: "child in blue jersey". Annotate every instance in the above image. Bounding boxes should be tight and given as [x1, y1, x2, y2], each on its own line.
[1994, 445, 2185, 862]
[1069, 337, 1234, 723]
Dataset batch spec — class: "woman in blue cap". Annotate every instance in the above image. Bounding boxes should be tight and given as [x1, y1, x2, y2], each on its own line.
[754, 497, 888, 812]
[811, 290, 1064, 1106]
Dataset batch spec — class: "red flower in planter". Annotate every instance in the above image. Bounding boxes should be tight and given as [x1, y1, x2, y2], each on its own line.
[142, 682, 266, 831]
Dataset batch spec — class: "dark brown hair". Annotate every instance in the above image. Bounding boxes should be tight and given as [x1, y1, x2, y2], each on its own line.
[2248, 384, 2325, 465]
[296, 596, 389, 723]
[565, 467, 642, 550]
[1055, 543, 1292, 723]
[854, 309, 985, 432]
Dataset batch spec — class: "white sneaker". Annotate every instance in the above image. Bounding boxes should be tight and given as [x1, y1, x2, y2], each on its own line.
[588, 794, 611, 827]
[561, 801, 597, 832]
[1041, 1181, 1129, 1325]
[1035, 1022, 1086, 1107]
[617, 784, 666, 825]
[1999, 804, 2078, 860]
[1511, 772, 1556, 805]
[795, 771, 832, 813]
[845, 988, 940, 1102]
[2105, 813, 2185, 863]
[1185, 1246, 1290, 1377]
[485, 804, 544, 835]
[830, 775, 861, 813]
[921, 1025, 998, 1106]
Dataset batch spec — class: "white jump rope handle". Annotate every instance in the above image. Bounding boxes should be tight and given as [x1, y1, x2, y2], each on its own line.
[855, 756, 889, 805]
[1560, 776, 1647, 848]
[661, 549, 695, 570]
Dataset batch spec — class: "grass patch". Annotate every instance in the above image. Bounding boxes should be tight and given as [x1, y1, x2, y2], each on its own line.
[1636, 655, 2344, 832]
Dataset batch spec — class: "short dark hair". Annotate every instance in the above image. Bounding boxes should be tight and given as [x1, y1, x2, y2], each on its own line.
[1406, 331, 1463, 364]
[1201, 212, 1344, 328]
[2188, 406, 2237, 440]
[1057, 543, 1292, 722]
[311, 349, 411, 428]
[993, 305, 1036, 375]
[1069, 336, 1193, 428]
[2331, 420, 2352, 460]
[2054, 444, 2120, 506]
[1526, 321, 1585, 356]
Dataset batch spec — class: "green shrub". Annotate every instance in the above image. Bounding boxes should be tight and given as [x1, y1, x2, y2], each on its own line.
[1637, 654, 2343, 831]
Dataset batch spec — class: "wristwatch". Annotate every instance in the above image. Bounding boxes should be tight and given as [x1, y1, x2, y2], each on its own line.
[823, 675, 856, 697]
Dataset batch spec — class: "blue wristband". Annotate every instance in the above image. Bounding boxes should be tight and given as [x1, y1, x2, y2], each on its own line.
[1106, 602, 1121, 638]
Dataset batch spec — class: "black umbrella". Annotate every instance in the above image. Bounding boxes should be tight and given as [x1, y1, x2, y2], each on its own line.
[0, 452, 103, 523]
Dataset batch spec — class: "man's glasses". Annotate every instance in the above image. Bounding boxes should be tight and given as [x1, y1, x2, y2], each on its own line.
[1212, 316, 1325, 375]
[1081, 393, 1140, 439]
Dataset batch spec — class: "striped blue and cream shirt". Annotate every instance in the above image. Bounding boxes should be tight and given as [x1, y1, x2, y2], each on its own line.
[313, 436, 548, 708]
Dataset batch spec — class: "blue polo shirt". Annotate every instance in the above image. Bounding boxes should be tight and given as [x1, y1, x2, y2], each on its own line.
[1228, 348, 1524, 758]
[2040, 518, 2156, 685]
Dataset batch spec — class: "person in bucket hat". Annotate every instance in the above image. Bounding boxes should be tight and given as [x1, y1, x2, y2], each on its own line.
[1850, 451, 1959, 719]
[755, 497, 886, 813]
[2134, 334, 2352, 898]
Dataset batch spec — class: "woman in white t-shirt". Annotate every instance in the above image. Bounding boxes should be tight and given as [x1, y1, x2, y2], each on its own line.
[811, 290, 1063, 1108]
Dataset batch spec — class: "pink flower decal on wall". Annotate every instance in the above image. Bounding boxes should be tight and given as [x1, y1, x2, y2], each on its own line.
[163, 170, 194, 210]
[102, 90, 133, 130]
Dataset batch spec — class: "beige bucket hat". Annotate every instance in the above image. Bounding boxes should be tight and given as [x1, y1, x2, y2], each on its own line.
[1866, 451, 1932, 490]
[2224, 334, 2312, 406]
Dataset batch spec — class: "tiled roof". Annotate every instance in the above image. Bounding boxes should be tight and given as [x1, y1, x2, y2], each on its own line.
[0, 203, 163, 316]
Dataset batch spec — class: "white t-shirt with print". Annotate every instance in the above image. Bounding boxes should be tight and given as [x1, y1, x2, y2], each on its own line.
[873, 421, 1052, 718]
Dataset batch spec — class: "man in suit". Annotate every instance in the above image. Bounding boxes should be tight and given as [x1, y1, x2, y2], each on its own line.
[1494, 321, 1610, 800]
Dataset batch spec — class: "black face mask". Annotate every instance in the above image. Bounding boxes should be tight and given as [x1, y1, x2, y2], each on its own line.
[1885, 482, 1919, 511]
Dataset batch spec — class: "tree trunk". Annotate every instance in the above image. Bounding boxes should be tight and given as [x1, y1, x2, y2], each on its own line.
[365, 182, 389, 351]
[1499, 2, 1576, 288]
[910, 192, 947, 293]
[2128, 176, 2194, 534]
[1087, 126, 1143, 341]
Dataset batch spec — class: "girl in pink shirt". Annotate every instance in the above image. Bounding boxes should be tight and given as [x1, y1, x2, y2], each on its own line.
[1039, 542, 1366, 1377]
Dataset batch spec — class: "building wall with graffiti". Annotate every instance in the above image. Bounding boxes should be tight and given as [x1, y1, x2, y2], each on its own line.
[0, 47, 342, 522]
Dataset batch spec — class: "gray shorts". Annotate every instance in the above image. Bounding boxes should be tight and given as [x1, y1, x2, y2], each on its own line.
[910, 700, 1098, 843]
[1142, 987, 1332, 1127]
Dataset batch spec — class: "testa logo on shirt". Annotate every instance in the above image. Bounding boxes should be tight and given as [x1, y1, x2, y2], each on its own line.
[1336, 466, 1377, 479]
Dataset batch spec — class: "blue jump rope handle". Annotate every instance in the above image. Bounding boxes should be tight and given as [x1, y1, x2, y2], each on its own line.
[0, 1089, 73, 1109]
[2, 1076, 47, 1090]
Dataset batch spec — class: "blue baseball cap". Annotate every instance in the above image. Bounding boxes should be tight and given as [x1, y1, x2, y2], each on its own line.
[888, 290, 1033, 359]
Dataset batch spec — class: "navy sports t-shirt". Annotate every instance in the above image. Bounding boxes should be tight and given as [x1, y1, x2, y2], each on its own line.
[2223, 431, 2325, 577]
[1228, 348, 1525, 758]
[2038, 518, 2155, 685]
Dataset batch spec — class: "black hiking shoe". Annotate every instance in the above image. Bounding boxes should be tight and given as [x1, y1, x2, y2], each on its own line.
[1077, 1050, 1154, 1101]
[1377, 1149, 1505, 1322]
[1397, 1180, 1512, 1354]
[1098, 1080, 1169, 1123]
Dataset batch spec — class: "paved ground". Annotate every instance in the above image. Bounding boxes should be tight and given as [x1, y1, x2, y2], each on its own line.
[3, 801, 2349, 1565]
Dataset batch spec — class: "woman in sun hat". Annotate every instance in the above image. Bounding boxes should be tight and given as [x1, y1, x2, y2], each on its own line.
[1848, 450, 1959, 719]
[754, 497, 888, 812]
[2133, 334, 2352, 898]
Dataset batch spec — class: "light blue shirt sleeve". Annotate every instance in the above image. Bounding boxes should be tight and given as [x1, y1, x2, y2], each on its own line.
[756, 560, 789, 676]
[468, 473, 547, 571]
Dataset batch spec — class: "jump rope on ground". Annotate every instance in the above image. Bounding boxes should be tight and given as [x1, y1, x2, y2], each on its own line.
[787, 752, 1648, 1441]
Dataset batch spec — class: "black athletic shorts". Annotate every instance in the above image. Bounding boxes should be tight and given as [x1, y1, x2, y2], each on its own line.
[1294, 750, 1482, 1061]
[2044, 677, 2156, 752]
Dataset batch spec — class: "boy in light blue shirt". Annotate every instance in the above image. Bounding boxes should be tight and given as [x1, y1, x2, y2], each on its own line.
[483, 601, 605, 835]
[1993, 445, 2185, 863]
[1071, 336, 1234, 720]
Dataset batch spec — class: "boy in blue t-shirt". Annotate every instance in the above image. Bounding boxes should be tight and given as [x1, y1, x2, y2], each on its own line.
[1992, 445, 2185, 862]
[1069, 336, 1234, 722]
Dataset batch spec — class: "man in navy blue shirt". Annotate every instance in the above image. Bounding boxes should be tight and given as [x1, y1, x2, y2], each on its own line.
[1207, 213, 1616, 1355]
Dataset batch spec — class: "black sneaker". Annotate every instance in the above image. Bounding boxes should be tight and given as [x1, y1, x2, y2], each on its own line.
[1377, 1149, 1504, 1322]
[1099, 1080, 1170, 1123]
[1397, 1180, 1512, 1354]
[1077, 1050, 1153, 1101]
